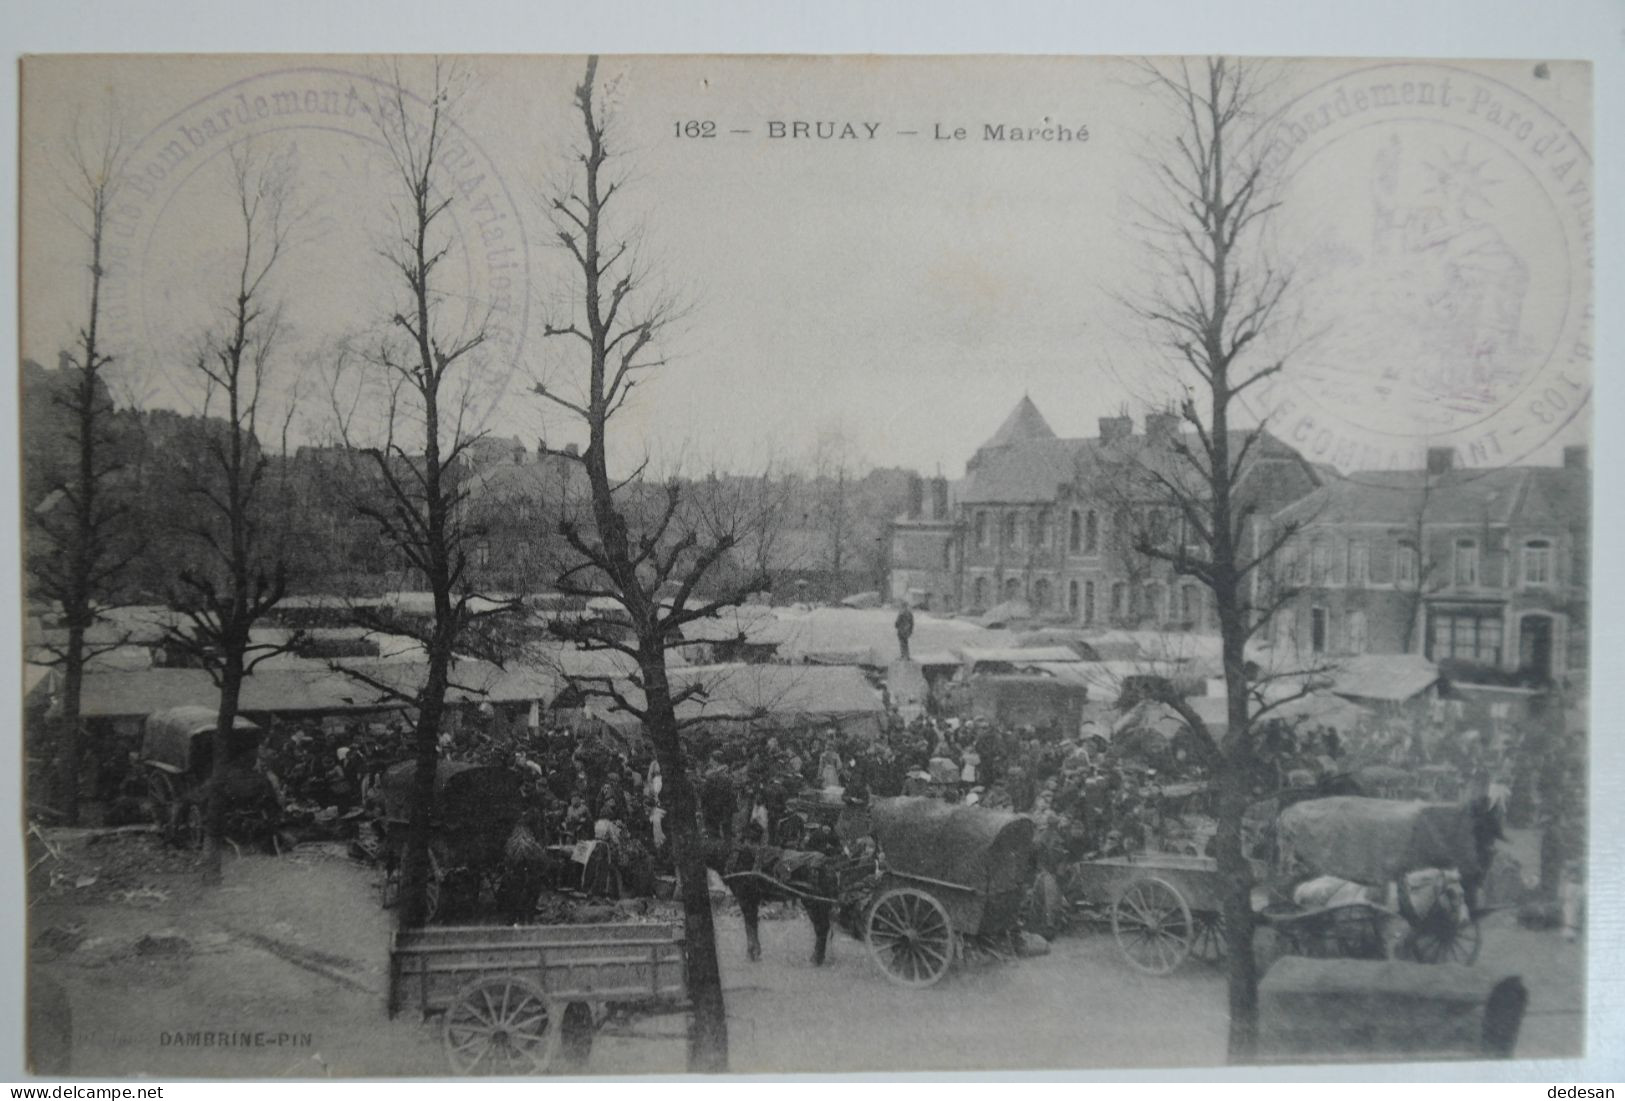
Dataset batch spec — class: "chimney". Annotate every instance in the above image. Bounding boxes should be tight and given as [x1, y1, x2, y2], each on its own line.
[1098, 416, 1132, 444]
[907, 473, 924, 519]
[1563, 445, 1588, 469]
[930, 476, 950, 521]
[1425, 447, 1455, 475]
[1144, 411, 1181, 444]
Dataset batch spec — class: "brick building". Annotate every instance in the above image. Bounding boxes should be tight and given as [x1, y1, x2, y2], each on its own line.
[1264, 445, 1589, 685]
[890, 397, 1323, 628]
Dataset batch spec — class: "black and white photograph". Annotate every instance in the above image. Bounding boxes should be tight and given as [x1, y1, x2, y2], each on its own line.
[11, 41, 1601, 1079]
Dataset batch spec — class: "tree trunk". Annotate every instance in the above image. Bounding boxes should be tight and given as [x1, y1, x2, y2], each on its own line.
[643, 671, 728, 1072]
[400, 657, 448, 929]
[57, 626, 86, 825]
[205, 656, 244, 885]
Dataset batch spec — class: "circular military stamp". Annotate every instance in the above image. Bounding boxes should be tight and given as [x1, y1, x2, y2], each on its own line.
[98, 63, 530, 433]
[1242, 61, 1591, 473]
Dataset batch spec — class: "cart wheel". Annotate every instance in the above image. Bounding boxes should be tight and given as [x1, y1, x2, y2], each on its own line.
[1112, 876, 1194, 975]
[1190, 909, 1226, 963]
[1405, 912, 1482, 965]
[865, 887, 954, 987]
[441, 976, 554, 1075]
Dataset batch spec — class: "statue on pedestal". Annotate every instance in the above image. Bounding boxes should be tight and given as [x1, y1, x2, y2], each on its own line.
[894, 602, 914, 662]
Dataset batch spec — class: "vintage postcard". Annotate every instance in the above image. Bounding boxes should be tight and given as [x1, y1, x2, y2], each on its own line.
[17, 53, 1591, 1076]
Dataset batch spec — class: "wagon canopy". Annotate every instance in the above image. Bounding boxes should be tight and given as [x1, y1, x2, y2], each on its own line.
[378, 760, 524, 830]
[870, 796, 1035, 898]
[141, 706, 260, 772]
[1276, 796, 1479, 886]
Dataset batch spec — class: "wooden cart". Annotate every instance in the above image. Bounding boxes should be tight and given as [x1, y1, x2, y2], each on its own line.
[1070, 852, 1231, 975]
[388, 922, 687, 1075]
[858, 796, 1036, 988]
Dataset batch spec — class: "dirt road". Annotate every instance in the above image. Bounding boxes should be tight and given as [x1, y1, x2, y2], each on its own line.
[28, 834, 1583, 1076]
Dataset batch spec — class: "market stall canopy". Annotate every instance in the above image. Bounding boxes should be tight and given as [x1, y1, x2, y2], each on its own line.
[587, 663, 884, 732]
[975, 600, 1032, 628]
[1268, 691, 1372, 729]
[1330, 654, 1440, 703]
[77, 658, 555, 720]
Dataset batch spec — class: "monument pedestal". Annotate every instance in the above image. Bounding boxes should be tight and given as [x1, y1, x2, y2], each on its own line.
[887, 659, 928, 714]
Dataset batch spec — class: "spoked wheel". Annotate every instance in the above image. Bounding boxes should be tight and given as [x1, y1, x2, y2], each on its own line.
[1190, 909, 1226, 963]
[1405, 910, 1482, 965]
[1112, 876, 1194, 975]
[865, 887, 954, 987]
[441, 976, 554, 1075]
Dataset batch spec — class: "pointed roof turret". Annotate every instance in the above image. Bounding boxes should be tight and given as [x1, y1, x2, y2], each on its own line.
[982, 394, 1055, 450]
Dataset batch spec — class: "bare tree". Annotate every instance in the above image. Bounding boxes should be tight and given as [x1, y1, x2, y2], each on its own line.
[533, 56, 773, 1073]
[26, 108, 137, 824]
[335, 61, 521, 928]
[161, 143, 301, 882]
[1119, 56, 1312, 1059]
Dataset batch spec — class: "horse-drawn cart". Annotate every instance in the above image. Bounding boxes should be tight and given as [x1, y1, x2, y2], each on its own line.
[1070, 852, 1231, 975]
[1072, 795, 1488, 976]
[139, 706, 275, 848]
[1263, 796, 1485, 966]
[858, 797, 1036, 987]
[375, 760, 525, 922]
[388, 922, 686, 1075]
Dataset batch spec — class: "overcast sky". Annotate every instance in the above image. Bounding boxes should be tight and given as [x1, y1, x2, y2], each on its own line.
[19, 54, 1591, 478]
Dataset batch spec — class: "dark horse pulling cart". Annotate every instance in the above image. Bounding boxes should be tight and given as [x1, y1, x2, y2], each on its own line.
[717, 795, 1036, 988]
[375, 760, 526, 922]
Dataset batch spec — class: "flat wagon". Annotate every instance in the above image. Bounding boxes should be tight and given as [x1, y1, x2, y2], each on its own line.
[388, 922, 687, 1075]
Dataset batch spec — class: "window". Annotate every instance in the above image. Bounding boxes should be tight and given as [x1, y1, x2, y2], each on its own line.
[1068, 580, 1080, 614]
[1180, 584, 1200, 625]
[1348, 541, 1369, 587]
[1003, 513, 1019, 549]
[474, 541, 491, 568]
[1147, 508, 1171, 547]
[1311, 540, 1332, 585]
[1068, 511, 1082, 553]
[1347, 610, 1368, 654]
[1328, 540, 1348, 586]
[1038, 509, 1054, 549]
[1111, 581, 1128, 620]
[1033, 577, 1052, 610]
[1143, 582, 1166, 622]
[1084, 510, 1099, 554]
[973, 576, 990, 607]
[1310, 607, 1328, 654]
[1430, 610, 1503, 666]
[1002, 576, 1022, 602]
[1395, 539, 1418, 586]
[1454, 539, 1479, 586]
[1084, 580, 1097, 624]
[974, 512, 989, 549]
[1279, 543, 1301, 587]
[1523, 539, 1552, 586]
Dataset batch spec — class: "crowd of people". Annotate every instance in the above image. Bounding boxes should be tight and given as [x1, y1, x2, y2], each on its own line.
[64, 676, 1585, 921]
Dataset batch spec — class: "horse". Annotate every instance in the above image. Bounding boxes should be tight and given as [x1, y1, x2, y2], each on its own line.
[704, 820, 852, 966]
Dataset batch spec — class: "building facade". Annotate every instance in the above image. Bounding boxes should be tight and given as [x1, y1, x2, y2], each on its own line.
[1265, 446, 1589, 685]
[890, 397, 1324, 629]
